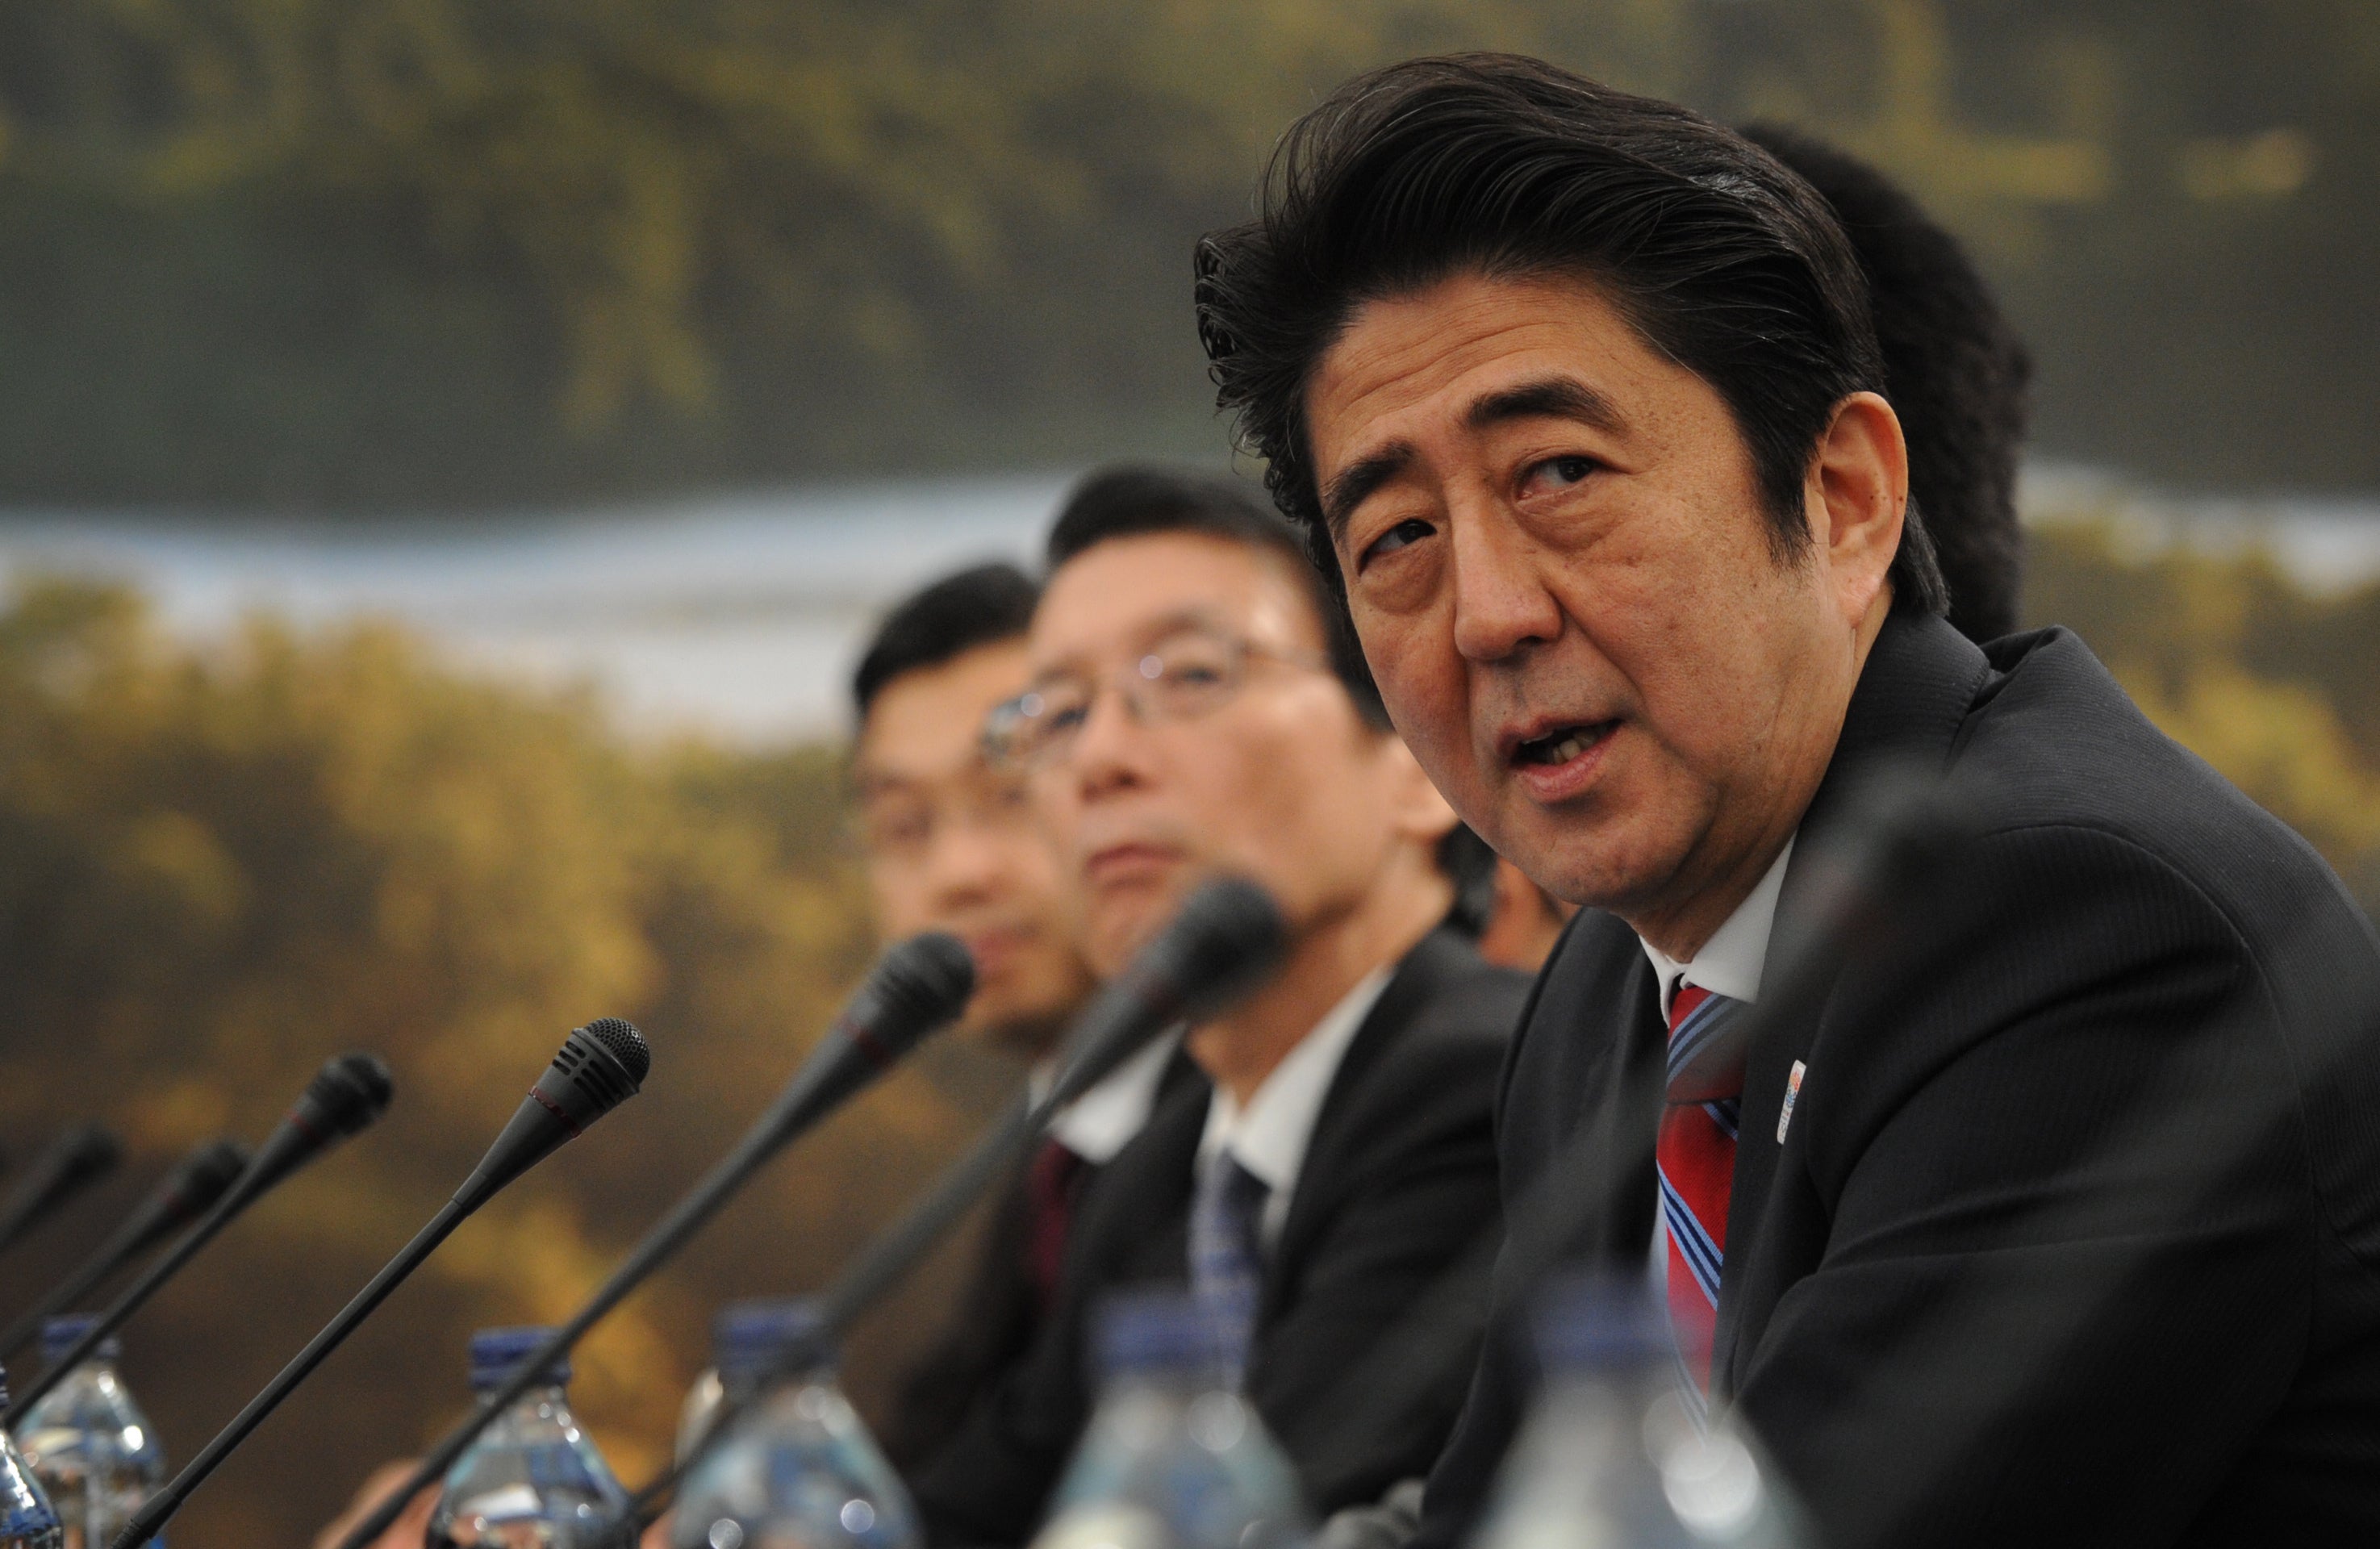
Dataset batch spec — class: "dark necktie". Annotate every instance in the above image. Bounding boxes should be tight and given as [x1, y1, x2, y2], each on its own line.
[1188, 1148, 1269, 1386]
[1024, 1137, 1087, 1314]
[1658, 983, 1747, 1396]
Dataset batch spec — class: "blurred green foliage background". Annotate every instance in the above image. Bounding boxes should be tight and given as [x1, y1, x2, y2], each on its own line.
[0, 0, 2374, 507]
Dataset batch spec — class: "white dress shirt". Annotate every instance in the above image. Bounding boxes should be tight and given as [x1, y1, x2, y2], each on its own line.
[1196, 966, 1393, 1246]
[1033, 1030, 1180, 1166]
[1639, 834, 1795, 1280]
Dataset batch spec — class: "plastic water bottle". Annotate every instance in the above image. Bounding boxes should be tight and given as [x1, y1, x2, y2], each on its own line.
[11, 1317, 165, 1549]
[0, 1363, 63, 1549]
[670, 1299, 917, 1549]
[1468, 1276, 1802, 1549]
[1029, 1291, 1307, 1549]
[426, 1327, 628, 1549]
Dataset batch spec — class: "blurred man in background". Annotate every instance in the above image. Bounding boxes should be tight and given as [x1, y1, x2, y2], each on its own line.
[908, 466, 1527, 1545]
[846, 562, 1190, 1468]
[326, 564, 1130, 1547]
[1743, 123, 2032, 645]
[1473, 125, 2034, 975]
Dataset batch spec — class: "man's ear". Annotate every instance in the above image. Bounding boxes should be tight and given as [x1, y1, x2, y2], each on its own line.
[1804, 390, 1907, 628]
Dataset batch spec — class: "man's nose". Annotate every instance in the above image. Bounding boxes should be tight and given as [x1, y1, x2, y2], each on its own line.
[1448, 498, 1563, 662]
[926, 819, 1010, 904]
[1066, 681, 1154, 802]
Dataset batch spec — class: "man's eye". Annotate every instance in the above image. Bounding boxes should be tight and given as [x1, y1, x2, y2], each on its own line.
[1526, 455, 1598, 494]
[1360, 517, 1435, 565]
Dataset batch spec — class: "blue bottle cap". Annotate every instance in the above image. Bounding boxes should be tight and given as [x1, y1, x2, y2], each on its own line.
[41, 1314, 120, 1367]
[1530, 1273, 1676, 1373]
[1092, 1290, 1230, 1378]
[711, 1299, 830, 1381]
[468, 1326, 570, 1392]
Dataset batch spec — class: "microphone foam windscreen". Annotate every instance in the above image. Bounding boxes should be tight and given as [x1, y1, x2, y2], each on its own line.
[1153, 876, 1288, 1021]
[875, 933, 977, 1032]
[182, 1139, 253, 1198]
[60, 1124, 124, 1181]
[314, 1054, 397, 1136]
[578, 1017, 653, 1085]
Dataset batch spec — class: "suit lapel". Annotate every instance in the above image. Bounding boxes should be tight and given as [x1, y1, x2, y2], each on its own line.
[1260, 929, 1461, 1324]
[1714, 615, 1994, 1394]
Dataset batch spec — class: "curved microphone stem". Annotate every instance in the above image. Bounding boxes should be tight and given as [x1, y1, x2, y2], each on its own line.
[6, 1185, 253, 1422]
[111, 1200, 471, 1549]
[0, 1243, 126, 1367]
[620, 1100, 1042, 1537]
[335, 1063, 889, 1549]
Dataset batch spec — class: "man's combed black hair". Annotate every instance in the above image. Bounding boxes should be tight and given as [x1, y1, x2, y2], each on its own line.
[851, 561, 1041, 722]
[1046, 462, 1391, 729]
[1193, 52, 1948, 618]
[1743, 124, 2032, 643]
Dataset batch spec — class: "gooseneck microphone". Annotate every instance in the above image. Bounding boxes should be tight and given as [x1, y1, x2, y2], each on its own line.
[0, 1137, 252, 1364]
[332, 934, 975, 1549]
[628, 876, 1290, 1538]
[115, 1021, 651, 1549]
[0, 1123, 124, 1259]
[5, 1054, 395, 1423]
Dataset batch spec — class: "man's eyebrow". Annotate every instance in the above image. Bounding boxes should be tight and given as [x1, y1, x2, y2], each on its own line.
[1467, 377, 1626, 435]
[1320, 442, 1413, 537]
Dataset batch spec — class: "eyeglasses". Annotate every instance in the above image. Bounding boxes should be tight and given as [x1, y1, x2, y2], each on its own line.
[982, 625, 1330, 773]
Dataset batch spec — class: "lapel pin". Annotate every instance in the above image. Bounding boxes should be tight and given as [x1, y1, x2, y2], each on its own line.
[1777, 1060, 1806, 1144]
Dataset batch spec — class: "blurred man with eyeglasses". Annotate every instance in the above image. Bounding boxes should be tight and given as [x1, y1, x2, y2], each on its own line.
[908, 466, 1528, 1547]
[846, 562, 1216, 1472]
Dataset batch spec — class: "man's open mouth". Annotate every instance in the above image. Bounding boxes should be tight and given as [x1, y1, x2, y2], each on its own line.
[1514, 721, 1616, 766]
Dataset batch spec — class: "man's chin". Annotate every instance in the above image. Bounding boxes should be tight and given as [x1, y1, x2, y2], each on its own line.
[1505, 806, 1677, 916]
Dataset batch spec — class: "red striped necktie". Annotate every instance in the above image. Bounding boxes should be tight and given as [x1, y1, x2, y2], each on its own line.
[1659, 983, 1745, 1395]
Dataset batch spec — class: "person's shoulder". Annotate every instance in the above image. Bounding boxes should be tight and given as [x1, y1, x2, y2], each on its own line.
[1392, 928, 1534, 1051]
[1957, 625, 2370, 955]
[1326, 932, 1523, 1129]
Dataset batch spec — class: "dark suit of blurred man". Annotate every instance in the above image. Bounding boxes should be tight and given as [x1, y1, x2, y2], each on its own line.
[1195, 54, 2380, 1549]
[908, 467, 1526, 1546]
[844, 564, 1189, 1468]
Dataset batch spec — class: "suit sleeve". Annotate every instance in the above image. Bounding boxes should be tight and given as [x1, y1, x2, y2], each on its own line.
[1740, 825, 2313, 1549]
[1256, 1029, 1508, 1515]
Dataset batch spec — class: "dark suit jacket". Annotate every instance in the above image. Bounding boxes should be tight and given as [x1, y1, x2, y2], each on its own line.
[880, 1048, 1202, 1469]
[1421, 612, 2380, 1549]
[912, 928, 1529, 1547]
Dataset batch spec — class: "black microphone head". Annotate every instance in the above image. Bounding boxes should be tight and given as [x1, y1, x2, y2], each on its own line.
[0, 1123, 121, 1254]
[293, 1053, 396, 1141]
[1137, 875, 1288, 1023]
[528, 1018, 650, 1132]
[871, 932, 977, 1038]
[836, 933, 974, 1070]
[52, 1124, 123, 1189]
[453, 1019, 650, 1213]
[579, 1017, 652, 1084]
[171, 1138, 253, 1213]
[1044, 877, 1285, 1113]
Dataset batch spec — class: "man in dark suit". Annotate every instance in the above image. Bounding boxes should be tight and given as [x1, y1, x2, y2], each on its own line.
[846, 563, 1170, 1468]
[1193, 53, 2380, 1549]
[908, 467, 1528, 1545]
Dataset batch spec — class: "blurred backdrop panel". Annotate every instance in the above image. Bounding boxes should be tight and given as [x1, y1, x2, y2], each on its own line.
[0, 2, 2374, 1546]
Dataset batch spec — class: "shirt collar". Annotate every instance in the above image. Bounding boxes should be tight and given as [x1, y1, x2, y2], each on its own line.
[1639, 833, 1796, 1016]
[1035, 1029, 1180, 1166]
[1196, 966, 1392, 1241]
